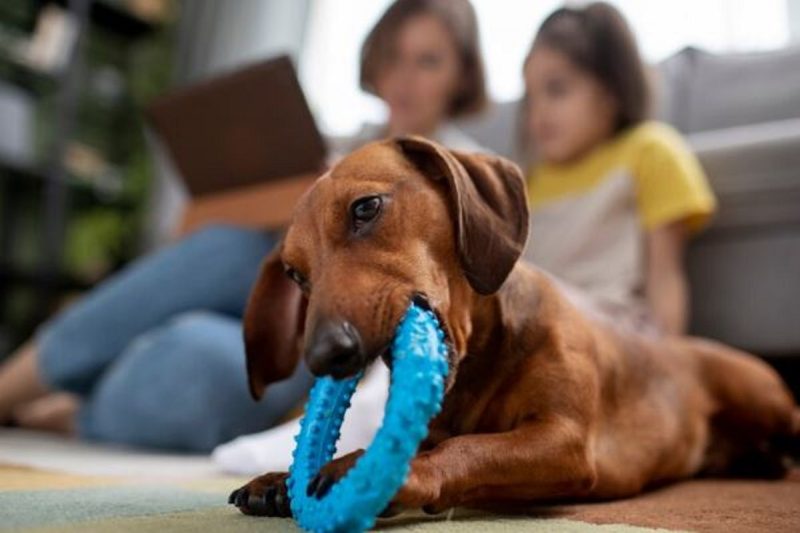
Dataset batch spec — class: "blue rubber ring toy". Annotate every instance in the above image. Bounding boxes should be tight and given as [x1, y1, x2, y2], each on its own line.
[286, 302, 449, 533]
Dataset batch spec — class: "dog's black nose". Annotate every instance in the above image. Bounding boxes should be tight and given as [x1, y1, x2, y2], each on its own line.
[305, 319, 364, 378]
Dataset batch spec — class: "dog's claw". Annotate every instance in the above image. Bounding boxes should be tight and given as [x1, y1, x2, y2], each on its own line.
[262, 485, 277, 516]
[274, 488, 291, 516]
[307, 473, 335, 498]
[230, 472, 292, 518]
[234, 488, 249, 508]
[305, 474, 319, 496]
[244, 488, 265, 515]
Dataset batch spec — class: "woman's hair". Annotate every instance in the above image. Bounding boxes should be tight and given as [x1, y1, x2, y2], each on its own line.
[360, 0, 487, 117]
[526, 2, 650, 131]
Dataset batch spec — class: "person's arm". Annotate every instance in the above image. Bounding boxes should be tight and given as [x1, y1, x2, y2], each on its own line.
[645, 221, 689, 336]
[633, 124, 716, 335]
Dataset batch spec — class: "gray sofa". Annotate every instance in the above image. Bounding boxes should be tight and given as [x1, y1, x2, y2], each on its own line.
[460, 46, 800, 357]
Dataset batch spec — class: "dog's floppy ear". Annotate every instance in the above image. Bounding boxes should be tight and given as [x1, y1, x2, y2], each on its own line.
[397, 136, 529, 294]
[243, 244, 306, 400]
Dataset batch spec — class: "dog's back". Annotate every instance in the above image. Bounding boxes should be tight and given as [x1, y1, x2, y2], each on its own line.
[502, 262, 799, 495]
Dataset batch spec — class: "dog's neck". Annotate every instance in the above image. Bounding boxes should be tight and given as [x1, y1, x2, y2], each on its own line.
[433, 265, 549, 433]
[447, 264, 549, 374]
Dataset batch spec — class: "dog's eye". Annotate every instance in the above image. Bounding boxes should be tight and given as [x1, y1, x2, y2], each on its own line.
[285, 267, 309, 290]
[351, 195, 382, 231]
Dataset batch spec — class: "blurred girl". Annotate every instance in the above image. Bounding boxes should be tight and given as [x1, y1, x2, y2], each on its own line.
[522, 2, 716, 335]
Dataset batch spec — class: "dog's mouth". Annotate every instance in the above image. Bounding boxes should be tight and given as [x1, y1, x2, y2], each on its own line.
[378, 292, 454, 373]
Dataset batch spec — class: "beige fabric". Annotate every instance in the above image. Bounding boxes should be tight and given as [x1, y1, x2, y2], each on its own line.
[524, 171, 654, 330]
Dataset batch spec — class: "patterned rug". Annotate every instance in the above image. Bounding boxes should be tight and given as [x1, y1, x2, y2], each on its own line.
[0, 464, 666, 532]
[1, 430, 798, 532]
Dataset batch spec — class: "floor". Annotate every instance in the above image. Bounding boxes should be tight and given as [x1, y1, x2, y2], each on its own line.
[0, 429, 798, 532]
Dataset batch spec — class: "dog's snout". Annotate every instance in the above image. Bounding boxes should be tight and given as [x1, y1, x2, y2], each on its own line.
[306, 319, 364, 378]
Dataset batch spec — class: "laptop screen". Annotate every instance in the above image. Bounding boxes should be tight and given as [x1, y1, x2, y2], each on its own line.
[146, 55, 327, 197]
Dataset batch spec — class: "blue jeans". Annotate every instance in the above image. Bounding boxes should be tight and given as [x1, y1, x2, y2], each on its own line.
[36, 225, 313, 453]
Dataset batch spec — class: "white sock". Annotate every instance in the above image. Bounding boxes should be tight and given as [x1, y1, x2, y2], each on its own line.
[212, 364, 389, 475]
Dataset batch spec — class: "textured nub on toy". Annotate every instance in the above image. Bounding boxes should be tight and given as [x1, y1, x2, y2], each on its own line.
[287, 302, 449, 533]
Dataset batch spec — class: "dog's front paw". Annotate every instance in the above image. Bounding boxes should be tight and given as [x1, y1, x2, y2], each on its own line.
[229, 472, 291, 517]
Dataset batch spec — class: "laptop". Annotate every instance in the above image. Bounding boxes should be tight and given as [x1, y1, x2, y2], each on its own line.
[145, 55, 327, 198]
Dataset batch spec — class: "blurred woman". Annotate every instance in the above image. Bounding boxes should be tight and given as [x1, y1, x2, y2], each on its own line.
[0, 0, 487, 452]
[333, 0, 486, 154]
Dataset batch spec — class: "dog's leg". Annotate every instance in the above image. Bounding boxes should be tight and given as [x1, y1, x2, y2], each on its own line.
[391, 416, 596, 514]
[693, 340, 799, 475]
[233, 415, 598, 516]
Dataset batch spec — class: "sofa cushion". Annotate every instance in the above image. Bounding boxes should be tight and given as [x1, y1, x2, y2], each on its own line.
[659, 46, 800, 134]
[456, 99, 526, 167]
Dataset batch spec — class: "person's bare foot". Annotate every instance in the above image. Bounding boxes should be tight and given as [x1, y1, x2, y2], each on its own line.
[11, 393, 80, 435]
[0, 341, 49, 423]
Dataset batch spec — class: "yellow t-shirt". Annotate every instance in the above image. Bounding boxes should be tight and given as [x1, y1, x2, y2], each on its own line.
[523, 121, 716, 327]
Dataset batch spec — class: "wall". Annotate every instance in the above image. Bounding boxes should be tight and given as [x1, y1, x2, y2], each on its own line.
[790, 0, 800, 42]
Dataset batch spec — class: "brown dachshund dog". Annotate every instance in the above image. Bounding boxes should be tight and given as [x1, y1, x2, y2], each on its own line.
[230, 136, 799, 518]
